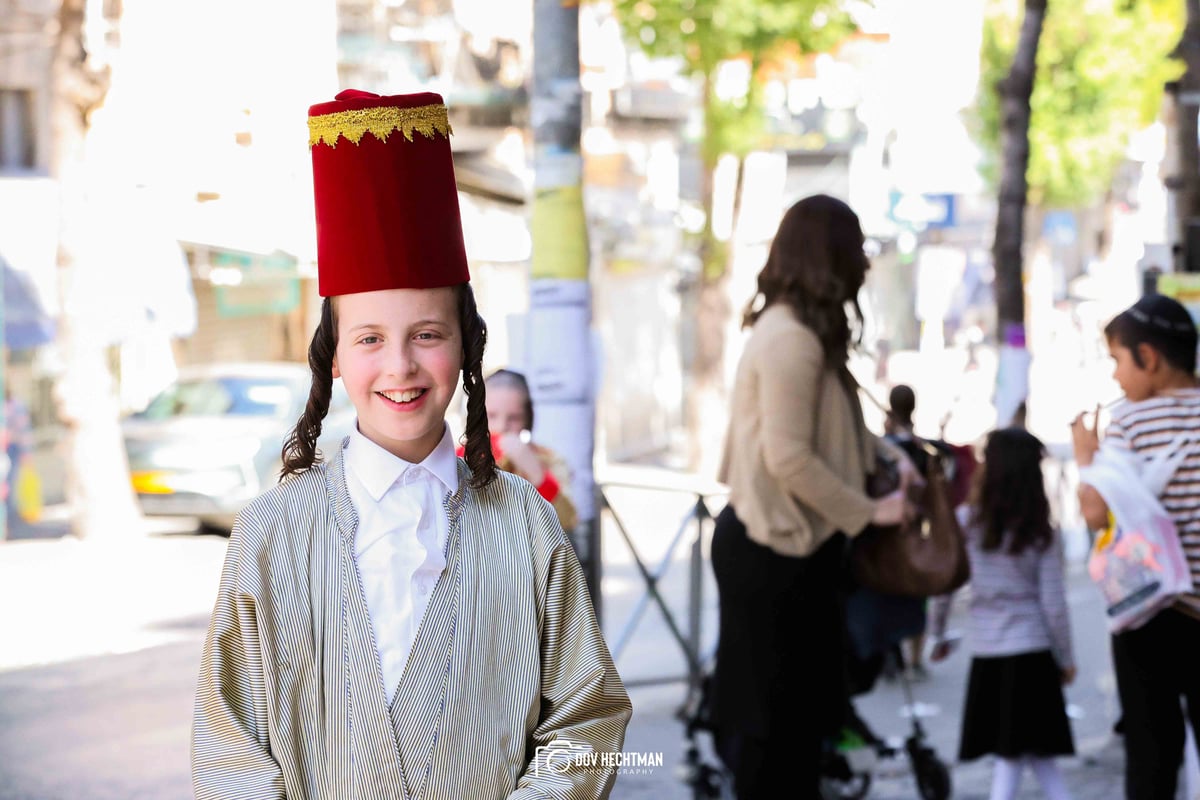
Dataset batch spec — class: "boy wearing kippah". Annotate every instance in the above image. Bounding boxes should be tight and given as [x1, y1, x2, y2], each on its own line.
[1072, 293, 1200, 800]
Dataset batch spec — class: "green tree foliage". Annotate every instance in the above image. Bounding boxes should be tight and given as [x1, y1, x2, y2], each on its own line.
[612, 0, 854, 164]
[976, 0, 1184, 208]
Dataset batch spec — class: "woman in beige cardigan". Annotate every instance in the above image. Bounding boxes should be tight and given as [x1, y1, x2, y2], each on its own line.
[710, 195, 913, 799]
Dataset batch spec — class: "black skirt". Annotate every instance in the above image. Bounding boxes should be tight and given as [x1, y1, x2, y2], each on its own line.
[959, 650, 1076, 761]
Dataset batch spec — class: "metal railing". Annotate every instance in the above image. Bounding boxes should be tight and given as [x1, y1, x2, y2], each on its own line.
[597, 479, 727, 690]
[595, 450, 1090, 693]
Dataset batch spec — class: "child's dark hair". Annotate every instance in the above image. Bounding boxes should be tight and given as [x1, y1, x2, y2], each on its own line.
[970, 427, 1053, 555]
[1104, 293, 1198, 375]
[280, 284, 497, 489]
[888, 383, 916, 429]
[484, 368, 534, 430]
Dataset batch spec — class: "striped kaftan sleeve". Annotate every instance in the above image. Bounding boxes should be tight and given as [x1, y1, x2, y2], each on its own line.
[510, 487, 633, 799]
[192, 508, 285, 800]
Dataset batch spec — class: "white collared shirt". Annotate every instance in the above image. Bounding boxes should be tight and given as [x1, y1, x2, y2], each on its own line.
[344, 424, 459, 703]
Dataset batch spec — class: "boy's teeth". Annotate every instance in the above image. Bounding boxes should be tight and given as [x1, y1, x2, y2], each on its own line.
[382, 389, 422, 403]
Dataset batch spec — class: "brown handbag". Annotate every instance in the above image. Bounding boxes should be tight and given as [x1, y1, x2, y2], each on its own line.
[852, 443, 970, 598]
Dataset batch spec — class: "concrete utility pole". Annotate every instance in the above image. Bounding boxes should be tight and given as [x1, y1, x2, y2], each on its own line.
[530, 0, 602, 614]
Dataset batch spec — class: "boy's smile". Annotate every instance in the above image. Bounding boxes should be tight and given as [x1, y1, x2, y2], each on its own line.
[332, 287, 462, 463]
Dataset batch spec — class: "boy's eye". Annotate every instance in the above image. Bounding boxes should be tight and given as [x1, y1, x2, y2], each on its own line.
[415, 331, 438, 341]
[359, 335, 381, 345]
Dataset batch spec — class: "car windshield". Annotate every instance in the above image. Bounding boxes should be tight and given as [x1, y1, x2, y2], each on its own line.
[137, 376, 300, 420]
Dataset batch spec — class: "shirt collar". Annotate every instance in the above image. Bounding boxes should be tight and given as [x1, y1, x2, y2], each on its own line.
[345, 424, 459, 503]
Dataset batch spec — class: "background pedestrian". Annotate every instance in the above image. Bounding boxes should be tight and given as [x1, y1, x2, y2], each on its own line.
[470, 367, 578, 531]
[931, 427, 1075, 800]
[1072, 293, 1200, 800]
[710, 194, 916, 799]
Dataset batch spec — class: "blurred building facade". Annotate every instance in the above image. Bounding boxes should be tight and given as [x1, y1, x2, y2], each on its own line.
[0, 0, 63, 438]
[11, 0, 1157, 488]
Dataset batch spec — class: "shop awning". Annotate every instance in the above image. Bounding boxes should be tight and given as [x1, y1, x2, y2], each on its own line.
[2, 255, 56, 351]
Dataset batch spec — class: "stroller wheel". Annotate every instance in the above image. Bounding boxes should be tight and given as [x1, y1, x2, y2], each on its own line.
[819, 772, 872, 800]
[910, 747, 951, 800]
[819, 752, 872, 800]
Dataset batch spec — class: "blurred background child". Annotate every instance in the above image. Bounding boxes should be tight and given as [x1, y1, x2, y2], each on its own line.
[931, 427, 1075, 800]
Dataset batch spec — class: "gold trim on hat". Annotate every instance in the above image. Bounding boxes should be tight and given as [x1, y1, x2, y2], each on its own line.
[308, 103, 453, 148]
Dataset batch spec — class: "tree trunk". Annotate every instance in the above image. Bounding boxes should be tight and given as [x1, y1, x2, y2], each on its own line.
[681, 73, 737, 475]
[991, 0, 1046, 426]
[1175, 0, 1200, 269]
[51, 0, 143, 539]
[530, 0, 601, 610]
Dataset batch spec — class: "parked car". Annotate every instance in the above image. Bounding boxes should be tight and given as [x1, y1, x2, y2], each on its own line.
[122, 362, 355, 532]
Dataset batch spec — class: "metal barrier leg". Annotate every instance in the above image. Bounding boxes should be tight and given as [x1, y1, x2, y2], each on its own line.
[600, 488, 702, 678]
[686, 495, 709, 690]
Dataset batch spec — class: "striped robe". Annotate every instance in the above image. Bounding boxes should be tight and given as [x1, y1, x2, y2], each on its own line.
[192, 448, 631, 799]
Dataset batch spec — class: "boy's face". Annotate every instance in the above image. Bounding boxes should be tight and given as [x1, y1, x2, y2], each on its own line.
[1108, 339, 1153, 402]
[332, 287, 462, 463]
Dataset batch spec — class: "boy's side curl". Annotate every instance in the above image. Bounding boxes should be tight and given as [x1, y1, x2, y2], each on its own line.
[458, 284, 496, 489]
[281, 298, 337, 479]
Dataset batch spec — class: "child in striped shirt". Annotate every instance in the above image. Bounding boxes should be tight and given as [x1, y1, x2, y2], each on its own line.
[1073, 292, 1200, 800]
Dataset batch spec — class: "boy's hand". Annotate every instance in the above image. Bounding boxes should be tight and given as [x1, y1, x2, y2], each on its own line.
[929, 641, 954, 663]
[1060, 666, 1077, 686]
[1070, 404, 1101, 466]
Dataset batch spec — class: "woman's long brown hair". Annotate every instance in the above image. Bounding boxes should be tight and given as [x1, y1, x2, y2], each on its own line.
[280, 285, 497, 490]
[742, 194, 870, 369]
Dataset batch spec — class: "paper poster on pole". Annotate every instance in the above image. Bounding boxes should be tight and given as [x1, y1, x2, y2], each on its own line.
[531, 185, 588, 281]
[1157, 274, 1200, 368]
[1157, 273, 1200, 328]
[530, 279, 590, 308]
[994, 344, 1031, 428]
[526, 306, 591, 404]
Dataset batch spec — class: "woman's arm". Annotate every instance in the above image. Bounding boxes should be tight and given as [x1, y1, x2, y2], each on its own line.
[757, 325, 876, 535]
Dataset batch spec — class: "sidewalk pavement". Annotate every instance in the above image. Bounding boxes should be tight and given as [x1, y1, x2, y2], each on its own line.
[0, 493, 1191, 800]
[616, 679, 1129, 800]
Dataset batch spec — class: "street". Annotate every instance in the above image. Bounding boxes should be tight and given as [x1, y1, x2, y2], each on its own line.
[2, 344, 1192, 799]
[0, 484, 1179, 800]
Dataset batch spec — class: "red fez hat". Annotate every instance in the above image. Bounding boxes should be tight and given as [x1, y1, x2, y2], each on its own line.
[308, 90, 469, 297]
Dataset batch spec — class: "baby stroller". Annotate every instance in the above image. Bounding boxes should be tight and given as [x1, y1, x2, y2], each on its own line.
[678, 617, 952, 800]
[821, 642, 952, 800]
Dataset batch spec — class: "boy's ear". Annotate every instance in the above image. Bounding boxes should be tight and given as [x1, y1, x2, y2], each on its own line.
[331, 354, 341, 379]
[1136, 342, 1160, 372]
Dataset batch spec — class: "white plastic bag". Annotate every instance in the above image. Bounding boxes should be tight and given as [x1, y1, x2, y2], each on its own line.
[1079, 434, 1195, 633]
